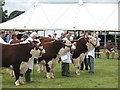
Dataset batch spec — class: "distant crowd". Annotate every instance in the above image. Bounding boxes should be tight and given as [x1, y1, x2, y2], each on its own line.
[0, 31, 120, 60]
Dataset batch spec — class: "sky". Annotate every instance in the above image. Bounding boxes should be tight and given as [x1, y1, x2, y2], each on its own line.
[3, 0, 119, 14]
[1, 0, 118, 35]
[3, 0, 79, 14]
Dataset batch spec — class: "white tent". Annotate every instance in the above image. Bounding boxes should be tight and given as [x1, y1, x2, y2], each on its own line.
[0, 3, 118, 31]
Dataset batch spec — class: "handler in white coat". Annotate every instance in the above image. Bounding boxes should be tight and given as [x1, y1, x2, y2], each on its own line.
[23, 32, 38, 82]
[61, 34, 72, 77]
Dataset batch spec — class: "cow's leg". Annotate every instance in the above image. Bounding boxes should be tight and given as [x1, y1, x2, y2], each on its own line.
[73, 57, 80, 75]
[37, 60, 45, 73]
[19, 74, 24, 84]
[8, 65, 15, 77]
[73, 53, 86, 75]
[12, 64, 20, 86]
[46, 63, 51, 79]
[48, 58, 59, 79]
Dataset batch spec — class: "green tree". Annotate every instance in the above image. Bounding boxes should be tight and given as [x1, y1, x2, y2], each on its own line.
[0, 0, 5, 23]
[8, 10, 24, 20]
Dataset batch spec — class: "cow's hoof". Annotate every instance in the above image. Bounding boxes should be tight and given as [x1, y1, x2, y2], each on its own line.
[37, 71, 40, 73]
[20, 81, 25, 84]
[47, 77, 51, 79]
[76, 73, 80, 75]
[15, 80, 20, 86]
[51, 76, 54, 79]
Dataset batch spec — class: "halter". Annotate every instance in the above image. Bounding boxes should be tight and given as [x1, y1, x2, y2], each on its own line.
[87, 37, 97, 48]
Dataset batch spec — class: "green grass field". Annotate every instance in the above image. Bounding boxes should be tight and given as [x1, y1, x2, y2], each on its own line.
[1, 52, 119, 88]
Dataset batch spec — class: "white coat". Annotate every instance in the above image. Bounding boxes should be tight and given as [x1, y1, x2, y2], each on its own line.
[61, 52, 72, 63]
[22, 37, 34, 70]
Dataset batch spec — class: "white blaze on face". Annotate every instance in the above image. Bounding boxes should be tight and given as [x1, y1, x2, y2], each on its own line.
[86, 35, 97, 51]
[58, 47, 70, 56]
[30, 48, 41, 58]
[86, 42, 94, 51]
[71, 44, 76, 51]
[39, 46, 45, 54]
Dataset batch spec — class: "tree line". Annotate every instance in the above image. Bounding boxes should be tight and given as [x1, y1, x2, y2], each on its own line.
[0, 0, 24, 23]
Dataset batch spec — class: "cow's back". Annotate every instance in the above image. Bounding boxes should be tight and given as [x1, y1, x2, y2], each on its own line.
[1, 43, 33, 67]
[38, 40, 64, 62]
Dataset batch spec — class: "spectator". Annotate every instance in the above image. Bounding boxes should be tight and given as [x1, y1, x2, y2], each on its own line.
[59, 33, 65, 40]
[105, 40, 115, 59]
[9, 34, 24, 44]
[5, 33, 11, 43]
[48, 34, 52, 38]
[95, 33, 101, 58]
[53, 33, 58, 39]
[0, 31, 8, 44]
[117, 38, 120, 60]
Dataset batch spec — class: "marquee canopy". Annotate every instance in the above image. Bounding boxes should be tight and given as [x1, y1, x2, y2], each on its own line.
[0, 3, 118, 31]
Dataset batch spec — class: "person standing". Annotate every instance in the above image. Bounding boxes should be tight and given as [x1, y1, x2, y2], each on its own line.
[23, 32, 38, 82]
[87, 32, 100, 74]
[105, 40, 115, 59]
[61, 33, 72, 77]
[95, 33, 101, 58]
[87, 48, 95, 74]
[0, 31, 8, 44]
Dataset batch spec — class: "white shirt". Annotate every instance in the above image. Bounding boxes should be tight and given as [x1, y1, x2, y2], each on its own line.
[96, 37, 101, 47]
[61, 52, 72, 63]
[87, 48, 95, 58]
[61, 37, 72, 63]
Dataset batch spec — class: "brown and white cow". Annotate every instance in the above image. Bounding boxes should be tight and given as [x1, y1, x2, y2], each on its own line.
[0, 41, 45, 86]
[71, 36, 99, 75]
[38, 38, 76, 79]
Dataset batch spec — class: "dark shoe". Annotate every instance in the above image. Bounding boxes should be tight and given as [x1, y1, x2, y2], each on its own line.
[88, 71, 94, 74]
[25, 69, 32, 82]
[62, 74, 72, 77]
[85, 68, 88, 70]
[80, 68, 83, 70]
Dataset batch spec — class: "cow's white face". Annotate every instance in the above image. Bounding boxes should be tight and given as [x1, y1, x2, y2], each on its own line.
[71, 44, 76, 51]
[58, 43, 76, 56]
[58, 47, 70, 56]
[39, 46, 46, 54]
[86, 35, 97, 51]
[30, 46, 45, 58]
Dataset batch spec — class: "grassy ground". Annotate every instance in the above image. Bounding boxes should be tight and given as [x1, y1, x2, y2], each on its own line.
[1, 52, 119, 88]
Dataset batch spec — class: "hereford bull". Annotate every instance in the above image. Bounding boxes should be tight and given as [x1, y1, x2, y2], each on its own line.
[38, 38, 76, 79]
[72, 36, 99, 75]
[0, 41, 45, 86]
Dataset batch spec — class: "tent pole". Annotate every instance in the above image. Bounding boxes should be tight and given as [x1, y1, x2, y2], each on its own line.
[104, 31, 107, 49]
[44, 30, 45, 37]
[114, 31, 117, 49]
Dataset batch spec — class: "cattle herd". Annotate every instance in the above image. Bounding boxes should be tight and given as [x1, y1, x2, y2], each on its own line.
[0, 35, 99, 86]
